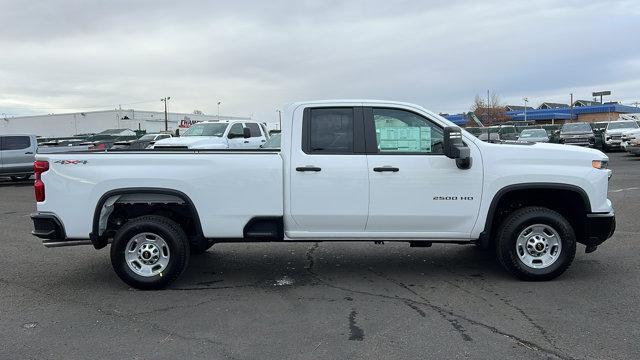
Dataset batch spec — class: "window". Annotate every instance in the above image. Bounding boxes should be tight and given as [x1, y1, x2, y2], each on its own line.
[228, 123, 244, 137]
[372, 108, 443, 154]
[183, 123, 228, 137]
[1, 136, 31, 150]
[246, 123, 262, 138]
[308, 108, 354, 153]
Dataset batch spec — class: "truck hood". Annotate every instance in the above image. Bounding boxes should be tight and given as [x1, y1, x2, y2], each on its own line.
[487, 141, 606, 159]
[606, 128, 635, 135]
[153, 136, 228, 149]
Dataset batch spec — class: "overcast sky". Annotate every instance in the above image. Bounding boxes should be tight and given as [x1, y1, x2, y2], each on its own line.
[1, 0, 639, 122]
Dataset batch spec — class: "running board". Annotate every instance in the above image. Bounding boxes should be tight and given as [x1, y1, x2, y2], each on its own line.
[43, 240, 93, 248]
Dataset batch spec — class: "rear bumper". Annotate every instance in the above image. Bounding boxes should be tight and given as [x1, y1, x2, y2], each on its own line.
[30, 212, 91, 247]
[582, 211, 616, 250]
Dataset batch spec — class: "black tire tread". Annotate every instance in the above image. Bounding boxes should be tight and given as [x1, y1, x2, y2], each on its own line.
[495, 206, 576, 281]
[110, 215, 190, 290]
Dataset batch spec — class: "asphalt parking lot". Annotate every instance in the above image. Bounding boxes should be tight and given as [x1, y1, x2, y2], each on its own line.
[1, 152, 639, 360]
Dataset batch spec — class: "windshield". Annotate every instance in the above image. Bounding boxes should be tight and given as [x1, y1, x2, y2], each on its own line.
[519, 129, 547, 138]
[182, 123, 228, 137]
[262, 133, 281, 148]
[139, 134, 156, 141]
[561, 123, 591, 133]
[607, 121, 639, 130]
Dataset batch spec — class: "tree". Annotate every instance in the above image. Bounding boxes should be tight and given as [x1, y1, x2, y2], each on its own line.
[193, 110, 204, 115]
[471, 91, 508, 125]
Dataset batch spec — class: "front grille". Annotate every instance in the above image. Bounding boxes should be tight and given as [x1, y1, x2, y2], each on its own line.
[564, 138, 588, 143]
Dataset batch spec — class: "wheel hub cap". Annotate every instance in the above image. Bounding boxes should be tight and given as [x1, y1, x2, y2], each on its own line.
[124, 233, 170, 277]
[516, 224, 562, 269]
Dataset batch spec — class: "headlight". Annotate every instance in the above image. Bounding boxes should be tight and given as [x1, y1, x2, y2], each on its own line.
[592, 160, 608, 169]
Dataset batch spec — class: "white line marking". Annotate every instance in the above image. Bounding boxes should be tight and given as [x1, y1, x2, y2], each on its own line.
[610, 187, 640, 193]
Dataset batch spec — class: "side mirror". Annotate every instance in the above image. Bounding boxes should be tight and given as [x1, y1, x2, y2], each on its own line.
[443, 126, 472, 170]
[243, 127, 251, 139]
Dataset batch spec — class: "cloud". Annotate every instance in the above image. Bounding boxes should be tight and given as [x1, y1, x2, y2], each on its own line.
[1, 0, 638, 120]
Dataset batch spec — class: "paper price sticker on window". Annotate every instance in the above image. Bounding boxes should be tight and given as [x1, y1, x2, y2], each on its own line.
[377, 127, 431, 152]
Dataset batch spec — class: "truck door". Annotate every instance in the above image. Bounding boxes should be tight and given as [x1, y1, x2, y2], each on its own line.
[0, 136, 34, 175]
[364, 107, 482, 238]
[226, 123, 247, 149]
[287, 107, 370, 237]
[245, 122, 266, 148]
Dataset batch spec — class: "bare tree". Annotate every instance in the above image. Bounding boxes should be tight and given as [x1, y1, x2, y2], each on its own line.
[193, 110, 204, 115]
[471, 91, 508, 125]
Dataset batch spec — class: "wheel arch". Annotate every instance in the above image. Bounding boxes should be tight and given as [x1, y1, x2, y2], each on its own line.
[478, 183, 591, 248]
[90, 188, 204, 249]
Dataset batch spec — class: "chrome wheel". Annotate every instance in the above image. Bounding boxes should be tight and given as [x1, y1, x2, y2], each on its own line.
[124, 232, 170, 277]
[516, 224, 562, 269]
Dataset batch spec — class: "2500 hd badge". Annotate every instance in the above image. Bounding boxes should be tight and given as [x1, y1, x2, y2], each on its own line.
[433, 196, 474, 200]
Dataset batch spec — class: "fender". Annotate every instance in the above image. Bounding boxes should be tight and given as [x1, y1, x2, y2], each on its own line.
[477, 182, 591, 248]
[90, 187, 204, 249]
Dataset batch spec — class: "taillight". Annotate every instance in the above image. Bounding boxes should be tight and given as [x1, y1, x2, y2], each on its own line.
[34, 161, 49, 202]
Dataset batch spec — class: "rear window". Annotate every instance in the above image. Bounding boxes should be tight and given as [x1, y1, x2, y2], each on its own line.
[307, 108, 354, 153]
[1, 136, 31, 150]
[246, 123, 262, 138]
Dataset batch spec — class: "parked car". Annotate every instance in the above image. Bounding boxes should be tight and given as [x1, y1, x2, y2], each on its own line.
[517, 128, 549, 143]
[111, 133, 173, 150]
[603, 120, 639, 151]
[620, 128, 640, 151]
[0, 134, 37, 180]
[79, 129, 139, 151]
[627, 137, 640, 156]
[558, 122, 595, 147]
[152, 120, 268, 150]
[31, 100, 615, 289]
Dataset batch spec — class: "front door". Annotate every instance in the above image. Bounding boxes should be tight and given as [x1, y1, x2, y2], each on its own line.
[287, 107, 370, 238]
[364, 107, 482, 239]
[226, 123, 247, 149]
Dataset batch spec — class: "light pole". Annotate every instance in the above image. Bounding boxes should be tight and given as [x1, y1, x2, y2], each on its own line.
[523, 97, 528, 122]
[570, 93, 574, 122]
[217, 100, 222, 121]
[161, 97, 171, 131]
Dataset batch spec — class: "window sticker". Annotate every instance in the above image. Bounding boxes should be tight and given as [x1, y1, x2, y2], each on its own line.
[376, 126, 431, 152]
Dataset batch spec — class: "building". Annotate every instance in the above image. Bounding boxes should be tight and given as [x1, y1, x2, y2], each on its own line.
[0, 109, 252, 137]
[445, 102, 640, 126]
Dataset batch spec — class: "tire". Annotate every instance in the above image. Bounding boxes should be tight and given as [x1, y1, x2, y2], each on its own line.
[110, 215, 190, 290]
[10, 175, 31, 181]
[495, 206, 576, 281]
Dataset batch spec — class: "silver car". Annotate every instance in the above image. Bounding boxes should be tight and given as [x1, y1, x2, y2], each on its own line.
[1, 134, 37, 180]
[518, 128, 549, 143]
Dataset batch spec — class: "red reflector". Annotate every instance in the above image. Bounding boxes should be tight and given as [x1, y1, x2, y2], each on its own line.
[33, 161, 49, 202]
[34, 179, 45, 202]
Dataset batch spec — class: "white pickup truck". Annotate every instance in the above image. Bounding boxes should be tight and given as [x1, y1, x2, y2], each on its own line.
[31, 100, 616, 289]
[152, 120, 269, 150]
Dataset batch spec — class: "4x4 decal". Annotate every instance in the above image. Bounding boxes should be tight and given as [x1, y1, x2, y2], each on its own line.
[54, 160, 88, 165]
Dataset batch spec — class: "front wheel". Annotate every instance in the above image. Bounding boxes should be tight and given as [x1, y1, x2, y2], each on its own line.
[110, 215, 190, 290]
[495, 207, 576, 281]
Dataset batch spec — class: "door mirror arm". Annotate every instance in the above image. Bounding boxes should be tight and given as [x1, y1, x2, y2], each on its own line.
[443, 126, 472, 170]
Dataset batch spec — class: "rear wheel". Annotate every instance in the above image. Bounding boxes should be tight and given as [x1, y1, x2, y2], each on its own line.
[110, 215, 189, 290]
[496, 207, 576, 281]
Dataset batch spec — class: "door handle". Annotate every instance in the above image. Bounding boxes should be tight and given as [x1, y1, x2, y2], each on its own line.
[261, 140, 266, 142]
[296, 166, 322, 172]
[373, 166, 399, 172]
[243, 141, 249, 143]
[25, 152, 34, 154]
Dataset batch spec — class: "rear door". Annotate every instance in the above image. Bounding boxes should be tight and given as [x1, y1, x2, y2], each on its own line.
[287, 106, 370, 237]
[245, 122, 266, 148]
[364, 107, 483, 238]
[0, 135, 34, 174]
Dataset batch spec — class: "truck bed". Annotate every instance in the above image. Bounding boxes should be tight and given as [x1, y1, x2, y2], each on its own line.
[36, 150, 283, 239]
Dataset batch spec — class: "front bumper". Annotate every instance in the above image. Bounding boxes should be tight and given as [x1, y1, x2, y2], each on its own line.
[582, 212, 616, 251]
[31, 212, 91, 247]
